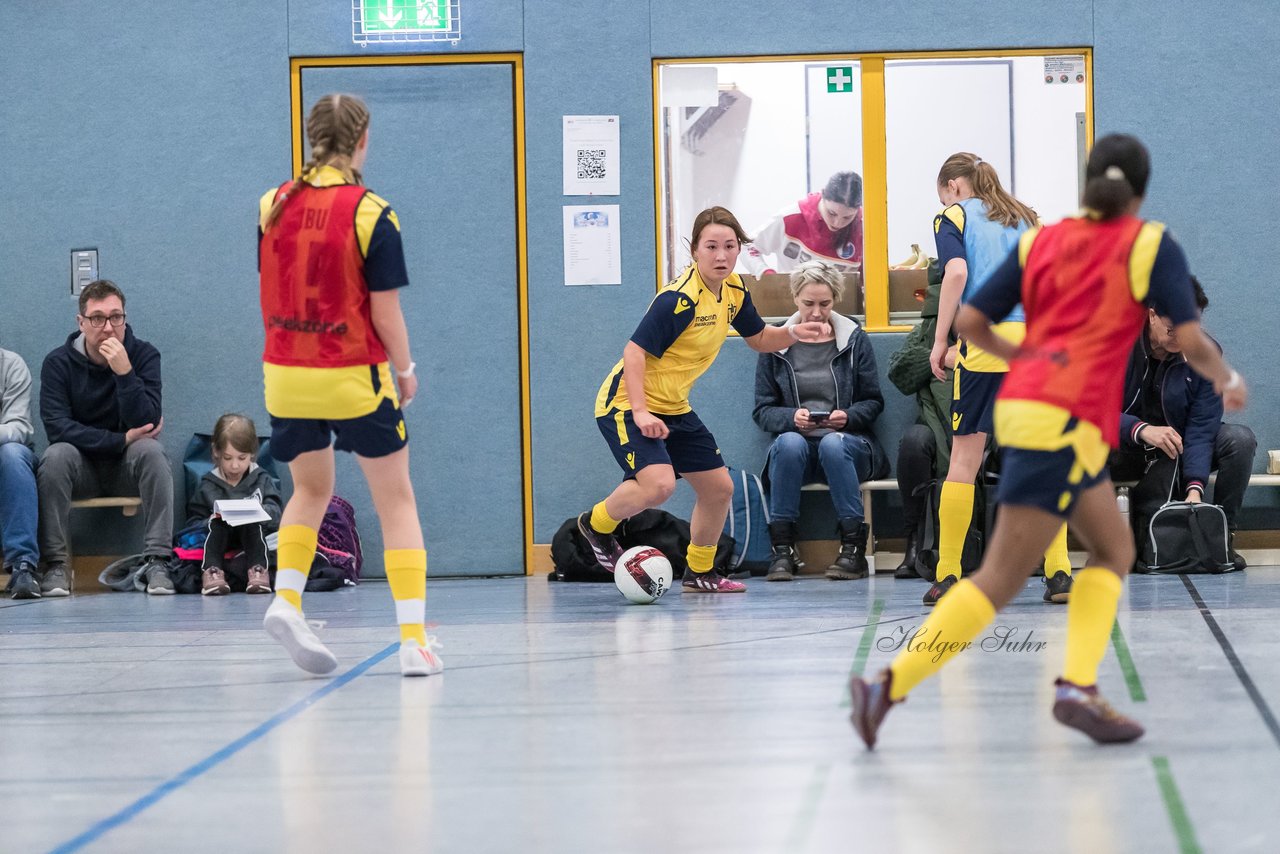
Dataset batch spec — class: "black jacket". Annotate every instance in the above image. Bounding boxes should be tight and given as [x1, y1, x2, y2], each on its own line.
[185, 465, 283, 529]
[1119, 331, 1222, 490]
[40, 326, 162, 458]
[753, 312, 889, 480]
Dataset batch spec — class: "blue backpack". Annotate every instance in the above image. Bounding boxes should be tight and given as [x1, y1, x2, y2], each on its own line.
[723, 467, 772, 573]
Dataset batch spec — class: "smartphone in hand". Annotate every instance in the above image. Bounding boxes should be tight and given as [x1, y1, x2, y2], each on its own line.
[808, 410, 831, 423]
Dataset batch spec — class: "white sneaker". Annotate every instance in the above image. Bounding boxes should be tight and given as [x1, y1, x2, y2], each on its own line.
[263, 598, 338, 675]
[399, 636, 444, 677]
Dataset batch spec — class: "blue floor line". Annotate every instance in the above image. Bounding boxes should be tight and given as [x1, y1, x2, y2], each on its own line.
[47, 643, 398, 854]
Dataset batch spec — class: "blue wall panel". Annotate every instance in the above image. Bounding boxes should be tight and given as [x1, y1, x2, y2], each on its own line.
[1, 2, 1276, 570]
[649, 0, 1094, 56]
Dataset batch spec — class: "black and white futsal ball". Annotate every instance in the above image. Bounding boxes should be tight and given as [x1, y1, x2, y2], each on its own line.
[614, 546, 673, 604]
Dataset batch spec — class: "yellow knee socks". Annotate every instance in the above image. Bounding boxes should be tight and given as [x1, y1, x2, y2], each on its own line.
[1044, 524, 1072, 577]
[1062, 567, 1123, 686]
[936, 481, 975, 582]
[590, 501, 620, 534]
[686, 543, 716, 574]
[274, 524, 317, 612]
[385, 548, 428, 646]
[888, 579, 995, 701]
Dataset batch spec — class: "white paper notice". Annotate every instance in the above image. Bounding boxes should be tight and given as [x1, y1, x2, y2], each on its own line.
[563, 205, 621, 286]
[563, 115, 620, 196]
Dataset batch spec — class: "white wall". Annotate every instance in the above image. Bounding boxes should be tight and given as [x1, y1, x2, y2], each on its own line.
[1010, 55, 1087, 224]
[663, 61, 810, 278]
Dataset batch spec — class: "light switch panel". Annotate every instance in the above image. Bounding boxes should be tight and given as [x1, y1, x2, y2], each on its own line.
[71, 248, 99, 296]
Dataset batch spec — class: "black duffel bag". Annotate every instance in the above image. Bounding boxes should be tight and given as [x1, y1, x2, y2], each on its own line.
[549, 509, 735, 582]
[1142, 501, 1235, 574]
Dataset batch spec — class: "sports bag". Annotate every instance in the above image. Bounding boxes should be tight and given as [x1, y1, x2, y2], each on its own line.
[723, 467, 771, 573]
[316, 495, 363, 583]
[913, 476, 987, 583]
[1141, 463, 1234, 573]
[549, 509, 733, 582]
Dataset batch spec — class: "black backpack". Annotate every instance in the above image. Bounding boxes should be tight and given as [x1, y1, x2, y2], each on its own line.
[913, 475, 990, 582]
[549, 509, 735, 582]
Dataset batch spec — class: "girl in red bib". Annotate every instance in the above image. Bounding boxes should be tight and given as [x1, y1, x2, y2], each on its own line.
[258, 93, 441, 678]
[850, 135, 1248, 748]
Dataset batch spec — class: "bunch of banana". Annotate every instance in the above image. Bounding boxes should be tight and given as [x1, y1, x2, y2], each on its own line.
[891, 244, 931, 270]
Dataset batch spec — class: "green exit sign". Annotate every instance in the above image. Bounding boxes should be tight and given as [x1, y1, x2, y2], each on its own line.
[355, 0, 460, 42]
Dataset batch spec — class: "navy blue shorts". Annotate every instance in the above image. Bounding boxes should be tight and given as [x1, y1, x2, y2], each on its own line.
[951, 366, 1004, 436]
[997, 446, 1110, 518]
[596, 408, 723, 478]
[270, 398, 408, 462]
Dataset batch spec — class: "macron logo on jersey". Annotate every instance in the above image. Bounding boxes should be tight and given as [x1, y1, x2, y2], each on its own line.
[674, 297, 693, 315]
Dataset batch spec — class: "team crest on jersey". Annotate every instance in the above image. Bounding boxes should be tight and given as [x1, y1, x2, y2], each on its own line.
[838, 242, 855, 259]
[674, 297, 693, 315]
[626, 452, 636, 470]
[728, 302, 739, 322]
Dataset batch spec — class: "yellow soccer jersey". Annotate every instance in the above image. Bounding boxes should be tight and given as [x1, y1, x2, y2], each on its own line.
[595, 267, 766, 416]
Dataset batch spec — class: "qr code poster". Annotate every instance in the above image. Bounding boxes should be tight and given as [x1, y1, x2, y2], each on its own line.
[563, 115, 620, 196]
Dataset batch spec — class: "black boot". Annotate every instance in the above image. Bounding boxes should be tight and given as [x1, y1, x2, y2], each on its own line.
[893, 529, 922, 579]
[827, 518, 869, 580]
[766, 521, 799, 582]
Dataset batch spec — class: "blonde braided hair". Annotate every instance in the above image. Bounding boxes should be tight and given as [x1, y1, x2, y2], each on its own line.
[264, 93, 371, 229]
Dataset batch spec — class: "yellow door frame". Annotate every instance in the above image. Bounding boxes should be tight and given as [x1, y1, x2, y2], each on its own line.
[289, 53, 534, 574]
[652, 48, 1093, 332]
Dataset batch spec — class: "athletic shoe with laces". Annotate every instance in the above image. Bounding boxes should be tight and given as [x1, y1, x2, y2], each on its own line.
[849, 667, 901, 750]
[144, 558, 175, 595]
[577, 512, 624, 573]
[263, 597, 338, 675]
[922, 574, 957, 606]
[9, 562, 41, 599]
[1052, 678, 1144, 743]
[1043, 571, 1073, 603]
[201, 567, 230, 596]
[399, 636, 445, 677]
[680, 568, 746, 593]
[40, 562, 71, 597]
[245, 565, 271, 594]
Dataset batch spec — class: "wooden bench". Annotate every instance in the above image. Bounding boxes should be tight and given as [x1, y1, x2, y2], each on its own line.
[801, 473, 1280, 560]
[70, 497, 143, 516]
[802, 479, 898, 555]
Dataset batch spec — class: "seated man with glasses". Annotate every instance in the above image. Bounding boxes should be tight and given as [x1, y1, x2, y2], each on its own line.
[1114, 276, 1256, 569]
[36, 279, 174, 595]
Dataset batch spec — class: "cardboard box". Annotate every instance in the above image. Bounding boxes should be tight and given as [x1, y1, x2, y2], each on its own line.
[889, 268, 930, 313]
[741, 271, 863, 318]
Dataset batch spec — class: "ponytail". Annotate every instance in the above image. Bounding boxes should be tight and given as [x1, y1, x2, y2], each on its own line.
[937, 153, 1038, 230]
[1081, 134, 1150, 221]
[264, 93, 371, 230]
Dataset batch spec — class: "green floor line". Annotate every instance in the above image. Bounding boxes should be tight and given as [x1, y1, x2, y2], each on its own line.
[1152, 756, 1202, 854]
[783, 763, 830, 854]
[840, 599, 885, 707]
[1111, 620, 1146, 702]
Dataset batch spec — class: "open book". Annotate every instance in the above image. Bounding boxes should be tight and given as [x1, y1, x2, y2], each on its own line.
[214, 498, 271, 528]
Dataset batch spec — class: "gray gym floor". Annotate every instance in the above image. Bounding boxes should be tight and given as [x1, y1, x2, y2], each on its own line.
[3, 566, 1277, 853]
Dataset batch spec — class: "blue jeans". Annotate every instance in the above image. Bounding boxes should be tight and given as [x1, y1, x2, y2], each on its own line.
[767, 432, 873, 523]
[0, 442, 39, 567]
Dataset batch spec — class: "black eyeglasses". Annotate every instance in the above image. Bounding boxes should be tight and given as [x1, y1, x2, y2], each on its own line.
[81, 313, 127, 328]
